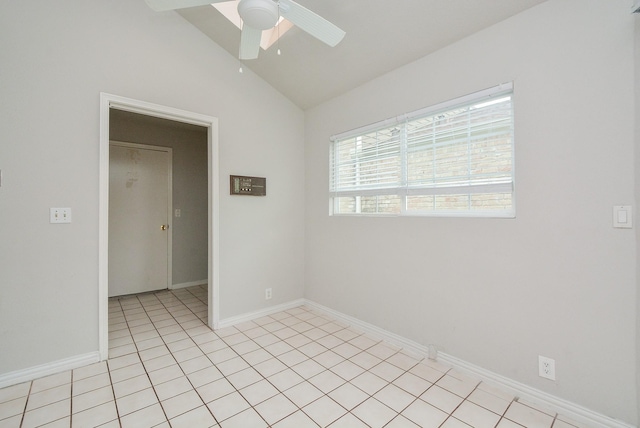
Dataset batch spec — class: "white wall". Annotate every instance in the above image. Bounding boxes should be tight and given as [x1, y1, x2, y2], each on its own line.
[0, 0, 304, 375]
[305, 0, 636, 424]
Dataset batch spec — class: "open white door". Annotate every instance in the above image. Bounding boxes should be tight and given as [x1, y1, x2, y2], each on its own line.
[109, 142, 172, 297]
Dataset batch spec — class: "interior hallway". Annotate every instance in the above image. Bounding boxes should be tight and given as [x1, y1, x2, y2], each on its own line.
[0, 286, 591, 427]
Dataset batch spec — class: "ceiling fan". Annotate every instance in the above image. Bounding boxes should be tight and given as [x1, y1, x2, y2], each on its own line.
[145, 0, 346, 60]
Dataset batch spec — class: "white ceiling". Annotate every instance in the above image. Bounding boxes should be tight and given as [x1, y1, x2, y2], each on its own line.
[177, 0, 547, 110]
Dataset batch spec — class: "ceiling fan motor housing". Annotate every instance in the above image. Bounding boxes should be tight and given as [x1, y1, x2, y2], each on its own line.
[237, 0, 279, 30]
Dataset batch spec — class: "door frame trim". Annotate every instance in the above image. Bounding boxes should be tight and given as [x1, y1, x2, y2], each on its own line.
[109, 141, 173, 295]
[99, 93, 220, 360]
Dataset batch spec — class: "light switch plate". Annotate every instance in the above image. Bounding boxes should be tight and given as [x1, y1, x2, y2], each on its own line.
[613, 205, 632, 229]
[50, 208, 72, 224]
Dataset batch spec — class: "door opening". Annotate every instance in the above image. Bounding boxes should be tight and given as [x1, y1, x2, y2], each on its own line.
[99, 93, 220, 361]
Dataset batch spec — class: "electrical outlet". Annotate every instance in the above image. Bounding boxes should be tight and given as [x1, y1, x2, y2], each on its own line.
[265, 288, 272, 300]
[538, 355, 555, 380]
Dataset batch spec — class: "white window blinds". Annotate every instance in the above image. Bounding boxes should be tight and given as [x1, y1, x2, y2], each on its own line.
[329, 83, 515, 217]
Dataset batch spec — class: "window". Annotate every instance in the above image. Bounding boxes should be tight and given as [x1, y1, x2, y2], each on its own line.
[329, 83, 515, 217]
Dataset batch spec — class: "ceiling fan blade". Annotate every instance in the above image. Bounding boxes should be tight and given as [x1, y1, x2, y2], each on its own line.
[278, 0, 345, 47]
[145, 0, 228, 12]
[239, 25, 262, 60]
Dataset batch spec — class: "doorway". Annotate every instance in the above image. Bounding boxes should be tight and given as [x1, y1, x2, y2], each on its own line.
[98, 93, 220, 361]
[109, 142, 172, 297]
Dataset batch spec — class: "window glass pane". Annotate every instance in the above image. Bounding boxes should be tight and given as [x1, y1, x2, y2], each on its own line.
[470, 193, 512, 211]
[360, 195, 401, 214]
[330, 86, 514, 217]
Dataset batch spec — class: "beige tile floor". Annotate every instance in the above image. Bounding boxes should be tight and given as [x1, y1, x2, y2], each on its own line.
[0, 285, 593, 428]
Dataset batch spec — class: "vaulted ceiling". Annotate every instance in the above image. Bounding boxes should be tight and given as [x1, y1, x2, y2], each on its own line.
[176, 0, 547, 109]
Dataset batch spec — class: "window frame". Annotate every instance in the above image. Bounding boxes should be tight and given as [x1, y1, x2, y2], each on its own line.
[329, 83, 515, 218]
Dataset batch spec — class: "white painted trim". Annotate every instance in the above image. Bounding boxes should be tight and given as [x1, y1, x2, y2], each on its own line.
[437, 353, 635, 428]
[99, 93, 220, 359]
[303, 299, 432, 357]
[217, 299, 306, 329]
[0, 352, 100, 389]
[171, 280, 208, 290]
[303, 299, 634, 428]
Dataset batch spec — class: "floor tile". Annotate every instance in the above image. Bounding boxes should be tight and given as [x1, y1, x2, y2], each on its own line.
[107, 353, 140, 372]
[143, 354, 178, 372]
[373, 383, 416, 412]
[109, 362, 146, 384]
[272, 409, 320, 427]
[207, 391, 250, 422]
[0, 288, 596, 428]
[313, 350, 345, 369]
[504, 401, 555, 428]
[148, 364, 185, 386]
[453, 400, 502, 428]
[21, 399, 70, 428]
[153, 376, 193, 401]
[350, 371, 388, 396]
[292, 359, 326, 379]
[112, 374, 152, 399]
[330, 359, 365, 381]
[327, 382, 368, 411]
[0, 382, 30, 404]
[436, 373, 479, 397]
[73, 362, 108, 381]
[421, 385, 465, 413]
[25, 383, 70, 411]
[31, 372, 71, 394]
[0, 396, 28, 421]
[197, 378, 236, 404]
[253, 394, 298, 426]
[308, 370, 346, 394]
[116, 387, 158, 416]
[187, 366, 223, 388]
[441, 416, 474, 427]
[387, 352, 422, 371]
[120, 402, 167, 428]
[161, 389, 203, 420]
[220, 407, 267, 428]
[72, 372, 111, 396]
[216, 357, 250, 377]
[72, 385, 114, 414]
[401, 398, 449, 428]
[351, 397, 397, 428]
[267, 369, 304, 392]
[283, 381, 323, 408]
[303, 396, 347, 427]
[393, 371, 432, 397]
[179, 355, 212, 374]
[349, 351, 382, 370]
[385, 414, 421, 428]
[239, 379, 279, 406]
[468, 387, 511, 415]
[71, 400, 118, 427]
[369, 361, 405, 382]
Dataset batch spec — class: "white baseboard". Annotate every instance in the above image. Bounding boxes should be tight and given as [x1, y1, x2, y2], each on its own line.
[217, 299, 306, 329]
[303, 299, 634, 428]
[170, 280, 207, 290]
[0, 352, 101, 389]
[438, 352, 635, 428]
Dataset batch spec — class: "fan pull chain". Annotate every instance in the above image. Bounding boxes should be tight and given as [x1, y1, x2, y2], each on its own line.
[277, 14, 281, 56]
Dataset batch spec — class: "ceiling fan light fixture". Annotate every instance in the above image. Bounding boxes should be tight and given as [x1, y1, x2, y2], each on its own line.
[237, 0, 279, 30]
